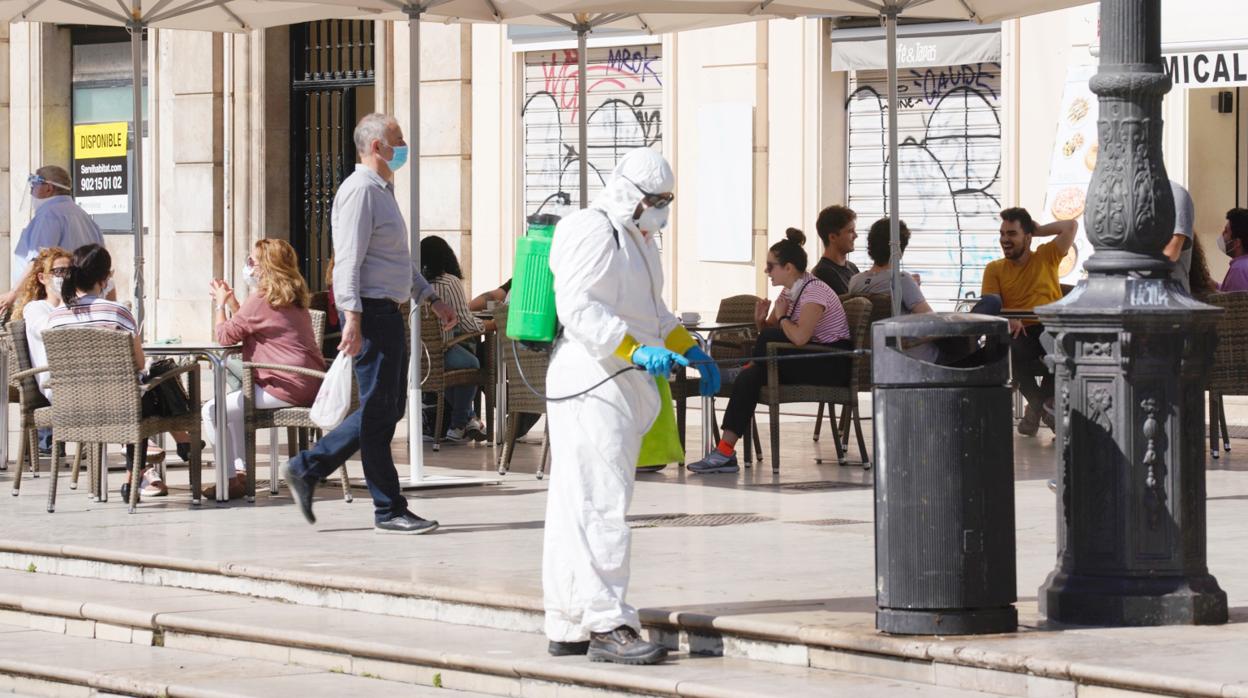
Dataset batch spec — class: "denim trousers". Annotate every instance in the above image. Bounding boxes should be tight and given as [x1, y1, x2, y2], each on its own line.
[287, 299, 409, 523]
[720, 330, 853, 438]
[443, 343, 480, 428]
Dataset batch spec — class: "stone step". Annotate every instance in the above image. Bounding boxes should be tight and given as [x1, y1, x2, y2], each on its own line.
[0, 568, 1004, 698]
[0, 620, 495, 698]
[0, 540, 1232, 698]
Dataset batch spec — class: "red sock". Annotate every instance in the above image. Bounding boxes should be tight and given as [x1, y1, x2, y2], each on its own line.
[716, 440, 734, 457]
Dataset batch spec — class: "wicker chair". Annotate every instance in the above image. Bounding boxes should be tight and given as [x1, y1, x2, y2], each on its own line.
[813, 293, 891, 455]
[759, 297, 873, 473]
[243, 309, 353, 502]
[6, 321, 61, 494]
[672, 294, 765, 464]
[492, 305, 551, 478]
[42, 327, 202, 513]
[309, 292, 341, 359]
[419, 305, 493, 452]
[1205, 292, 1248, 459]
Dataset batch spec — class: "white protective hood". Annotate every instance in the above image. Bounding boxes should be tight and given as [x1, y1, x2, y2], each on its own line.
[591, 148, 675, 238]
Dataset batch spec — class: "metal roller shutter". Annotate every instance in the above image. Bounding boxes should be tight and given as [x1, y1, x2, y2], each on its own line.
[847, 62, 1003, 308]
[521, 43, 663, 217]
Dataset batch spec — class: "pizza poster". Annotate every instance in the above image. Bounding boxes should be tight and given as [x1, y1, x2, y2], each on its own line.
[72, 121, 129, 216]
[1041, 64, 1099, 285]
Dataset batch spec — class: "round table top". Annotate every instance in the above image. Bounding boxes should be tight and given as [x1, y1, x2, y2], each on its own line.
[143, 342, 242, 352]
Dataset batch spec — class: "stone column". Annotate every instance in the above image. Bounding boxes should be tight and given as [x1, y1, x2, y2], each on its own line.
[387, 22, 471, 286]
[155, 30, 223, 341]
[1037, 0, 1227, 626]
[6, 24, 71, 285]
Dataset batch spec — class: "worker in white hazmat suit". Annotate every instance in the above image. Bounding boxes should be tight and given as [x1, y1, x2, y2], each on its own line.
[542, 148, 720, 665]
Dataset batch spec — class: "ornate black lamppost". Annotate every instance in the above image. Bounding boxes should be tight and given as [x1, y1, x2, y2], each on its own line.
[1037, 0, 1228, 626]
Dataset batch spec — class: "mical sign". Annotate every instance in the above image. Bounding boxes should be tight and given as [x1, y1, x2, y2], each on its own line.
[72, 122, 129, 215]
[1163, 50, 1248, 87]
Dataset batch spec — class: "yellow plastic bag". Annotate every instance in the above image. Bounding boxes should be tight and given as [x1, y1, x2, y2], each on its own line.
[637, 376, 684, 467]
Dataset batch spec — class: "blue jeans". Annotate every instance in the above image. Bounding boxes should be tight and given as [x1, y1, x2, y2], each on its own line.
[287, 299, 409, 523]
[444, 344, 480, 428]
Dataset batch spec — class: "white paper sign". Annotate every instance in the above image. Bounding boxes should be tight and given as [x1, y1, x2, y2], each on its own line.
[696, 103, 753, 263]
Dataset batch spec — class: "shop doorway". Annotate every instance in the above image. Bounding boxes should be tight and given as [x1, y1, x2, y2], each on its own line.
[1184, 86, 1248, 283]
[290, 20, 375, 292]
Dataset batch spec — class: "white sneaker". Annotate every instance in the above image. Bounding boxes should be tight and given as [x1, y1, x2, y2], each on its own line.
[464, 416, 488, 442]
[140, 467, 168, 497]
[444, 427, 469, 443]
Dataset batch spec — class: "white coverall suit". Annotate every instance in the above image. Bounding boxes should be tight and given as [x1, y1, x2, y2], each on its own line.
[542, 149, 695, 642]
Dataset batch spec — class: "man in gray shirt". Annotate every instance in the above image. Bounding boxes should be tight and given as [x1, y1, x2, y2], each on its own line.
[1164, 180, 1195, 293]
[283, 113, 456, 535]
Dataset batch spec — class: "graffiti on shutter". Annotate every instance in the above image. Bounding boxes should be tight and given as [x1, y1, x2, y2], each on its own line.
[847, 62, 1002, 307]
[522, 44, 663, 216]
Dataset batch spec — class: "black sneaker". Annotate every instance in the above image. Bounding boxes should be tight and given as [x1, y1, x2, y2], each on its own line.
[375, 513, 439, 535]
[548, 640, 590, 656]
[176, 440, 205, 463]
[280, 462, 316, 524]
[588, 625, 668, 665]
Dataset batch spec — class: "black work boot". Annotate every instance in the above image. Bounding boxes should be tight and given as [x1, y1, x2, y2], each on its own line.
[547, 640, 590, 656]
[587, 626, 667, 665]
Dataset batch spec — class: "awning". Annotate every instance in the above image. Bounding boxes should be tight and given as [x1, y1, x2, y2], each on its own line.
[1091, 40, 1248, 88]
[831, 21, 1000, 72]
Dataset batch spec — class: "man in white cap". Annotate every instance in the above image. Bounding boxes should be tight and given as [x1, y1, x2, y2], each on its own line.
[541, 148, 719, 665]
[1, 165, 104, 313]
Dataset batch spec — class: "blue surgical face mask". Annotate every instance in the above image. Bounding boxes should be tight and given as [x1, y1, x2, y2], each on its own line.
[385, 142, 409, 172]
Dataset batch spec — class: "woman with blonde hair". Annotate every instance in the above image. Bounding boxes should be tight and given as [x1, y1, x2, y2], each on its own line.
[207, 239, 325, 498]
[13, 246, 71, 455]
[13, 246, 72, 394]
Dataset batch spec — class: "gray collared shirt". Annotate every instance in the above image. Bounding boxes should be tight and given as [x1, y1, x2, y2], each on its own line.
[331, 164, 434, 313]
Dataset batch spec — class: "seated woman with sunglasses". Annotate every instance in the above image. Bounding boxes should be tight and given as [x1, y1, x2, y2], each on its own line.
[687, 228, 852, 474]
[206, 239, 325, 499]
[11, 247, 72, 455]
[13, 246, 73, 402]
[46, 244, 200, 497]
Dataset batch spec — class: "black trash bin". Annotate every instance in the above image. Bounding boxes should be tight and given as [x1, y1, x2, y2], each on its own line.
[872, 313, 1017, 635]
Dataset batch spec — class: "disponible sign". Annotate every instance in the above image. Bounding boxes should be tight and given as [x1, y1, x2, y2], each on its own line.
[1164, 50, 1248, 87]
[73, 122, 129, 215]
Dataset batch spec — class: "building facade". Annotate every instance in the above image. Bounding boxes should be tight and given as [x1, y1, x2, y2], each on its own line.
[3, 1, 1245, 340]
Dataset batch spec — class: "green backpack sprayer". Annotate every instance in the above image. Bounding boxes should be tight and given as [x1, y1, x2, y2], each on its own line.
[505, 211, 561, 349]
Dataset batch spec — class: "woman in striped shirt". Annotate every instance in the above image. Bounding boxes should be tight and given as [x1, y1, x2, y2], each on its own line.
[420, 236, 488, 442]
[688, 228, 852, 474]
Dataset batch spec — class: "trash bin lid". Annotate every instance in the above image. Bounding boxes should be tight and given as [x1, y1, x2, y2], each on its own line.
[876, 313, 1008, 339]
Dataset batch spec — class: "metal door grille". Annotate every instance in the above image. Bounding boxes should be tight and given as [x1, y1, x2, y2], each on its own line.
[290, 21, 375, 291]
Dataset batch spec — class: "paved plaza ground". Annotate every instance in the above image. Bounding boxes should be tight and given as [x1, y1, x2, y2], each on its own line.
[0, 398, 1245, 696]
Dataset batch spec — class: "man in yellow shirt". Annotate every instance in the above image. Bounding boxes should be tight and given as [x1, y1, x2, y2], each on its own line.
[981, 208, 1077, 436]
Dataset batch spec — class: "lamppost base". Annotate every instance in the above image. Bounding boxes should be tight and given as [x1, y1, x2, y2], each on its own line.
[877, 606, 1017, 636]
[1040, 569, 1228, 626]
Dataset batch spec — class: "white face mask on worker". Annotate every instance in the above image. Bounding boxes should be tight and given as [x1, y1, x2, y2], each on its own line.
[635, 205, 669, 234]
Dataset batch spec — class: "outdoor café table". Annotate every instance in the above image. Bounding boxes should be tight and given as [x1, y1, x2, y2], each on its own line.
[682, 319, 755, 454]
[143, 342, 242, 503]
[470, 311, 508, 450]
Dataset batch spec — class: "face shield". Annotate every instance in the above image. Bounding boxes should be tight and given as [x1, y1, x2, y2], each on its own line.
[20, 174, 72, 220]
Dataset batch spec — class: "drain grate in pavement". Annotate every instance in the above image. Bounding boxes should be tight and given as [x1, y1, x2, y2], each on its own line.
[795, 518, 870, 527]
[627, 513, 773, 528]
[748, 480, 872, 492]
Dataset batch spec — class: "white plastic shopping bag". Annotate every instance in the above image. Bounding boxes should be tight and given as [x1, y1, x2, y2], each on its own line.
[310, 352, 353, 430]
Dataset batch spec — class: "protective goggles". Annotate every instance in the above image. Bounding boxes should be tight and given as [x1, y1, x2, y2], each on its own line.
[622, 177, 674, 209]
[27, 174, 71, 191]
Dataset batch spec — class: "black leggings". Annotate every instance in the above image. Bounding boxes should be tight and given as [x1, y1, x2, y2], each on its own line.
[720, 330, 853, 438]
